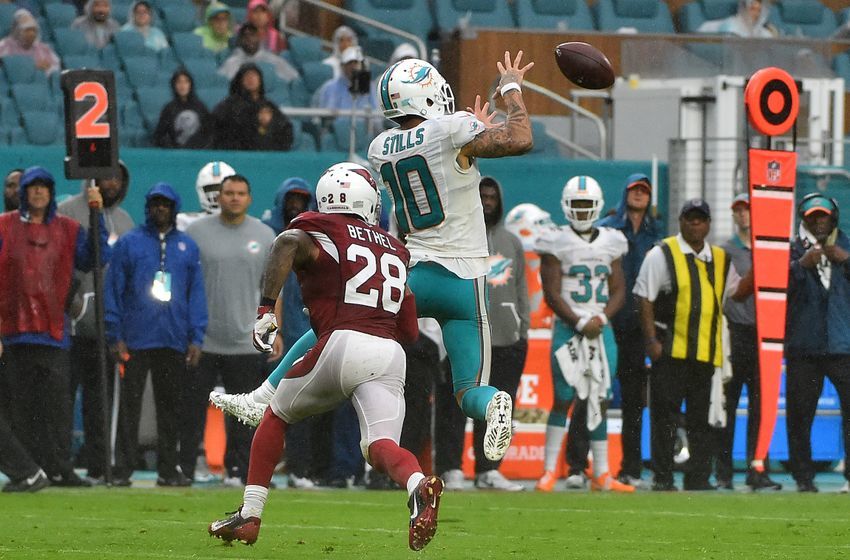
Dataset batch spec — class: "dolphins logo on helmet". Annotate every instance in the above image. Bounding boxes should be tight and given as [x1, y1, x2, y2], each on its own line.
[377, 58, 455, 120]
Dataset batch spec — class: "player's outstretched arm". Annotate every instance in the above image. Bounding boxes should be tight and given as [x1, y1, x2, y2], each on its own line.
[260, 229, 319, 302]
[461, 50, 534, 159]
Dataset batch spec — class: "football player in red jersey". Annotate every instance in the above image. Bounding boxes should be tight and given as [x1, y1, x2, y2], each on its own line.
[209, 163, 443, 551]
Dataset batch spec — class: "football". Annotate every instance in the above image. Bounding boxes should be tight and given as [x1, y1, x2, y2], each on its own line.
[554, 42, 615, 90]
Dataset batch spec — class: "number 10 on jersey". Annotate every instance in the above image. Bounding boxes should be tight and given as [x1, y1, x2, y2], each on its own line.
[380, 156, 445, 234]
[61, 69, 120, 180]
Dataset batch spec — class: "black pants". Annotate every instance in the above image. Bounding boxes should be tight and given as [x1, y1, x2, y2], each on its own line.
[115, 348, 182, 480]
[3, 345, 74, 478]
[715, 323, 769, 481]
[68, 336, 116, 478]
[0, 365, 41, 481]
[434, 358, 464, 476]
[786, 354, 850, 484]
[614, 327, 649, 479]
[649, 356, 714, 487]
[181, 352, 266, 481]
[399, 336, 440, 458]
[435, 340, 529, 474]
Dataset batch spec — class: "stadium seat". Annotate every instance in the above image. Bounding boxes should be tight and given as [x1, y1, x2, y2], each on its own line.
[266, 85, 292, 107]
[114, 30, 151, 59]
[593, 0, 676, 33]
[0, 3, 17, 36]
[62, 53, 102, 70]
[332, 116, 370, 153]
[178, 57, 222, 88]
[123, 55, 162, 88]
[195, 86, 227, 109]
[112, 0, 133, 25]
[2, 55, 47, 85]
[160, 4, 198, 34]
[300, 60, 333, 95]
[120, 99, 144, 129]
[171, 32, 210, 62]
[253, 61, 288, 94]
[345, 0, 433, 46]
[770, 0, 837, 38]
[135, 85, 172, 128]
[54, 28, 93, 57]
[287, 35, 327, 70]
[433, 0, 516, 32]
[678, 0, 738, 33]
[230, 7, 247, 23]
[10, 83, 53, 113]
[9, 126, 27, 145]
[21, 110, 61, 145]
[529, 119, 559, 156]
[288, 78, 311, 107]
[43, 3, 77, 31]
[1, 98, 21, 129]
[514, 0, 596, 31]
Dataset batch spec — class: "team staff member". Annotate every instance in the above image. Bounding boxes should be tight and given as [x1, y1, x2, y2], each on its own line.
[106, 182, 207, 487]
[185, 174, 275, 485]
[785, 194, 850, 493]
[634, 199, 751, 491]
[716, 193, 781, 491]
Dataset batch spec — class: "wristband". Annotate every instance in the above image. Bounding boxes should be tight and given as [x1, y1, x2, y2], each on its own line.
[500, 82, 521, 96]
[257, 304, 274, 316]
[597, 314, 608, 326]
[259, 296, 276, 308]
[575, 316, 590, 333]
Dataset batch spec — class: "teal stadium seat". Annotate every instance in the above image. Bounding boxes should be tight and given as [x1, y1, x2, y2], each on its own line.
[433, 0, 516, 32]
[770, 0, 837, 38]
[111, 0, 133, 25]
[62, 53, 102, 70]
[2, 55, 48, 85]
[230, 8, 247, 23]
[180, 57, 224, 88]
[196, 86, 227, 109]
[529, 119, 559, 156]
[9, 126, 27, 145]
[21, 110, 61, 145]
[0, 3, 18, 36]
[266, 86, 292, 107]
[123, 55, 162, 88]
[44, 3, 78, 31]
[114, 29, 152, 59]
[678, 0, 738, 33]
[288, 78, 311, 107]
[515, 0, 596, 31]
[171, 32, 210, 62]
[593, 0, 675, 33]
[10, 83, 54, 113]
[160, 4, 198, 35]
[345, 0, 432, 59]
[287, 36, 326, 71]
[54, 28, 94, 57]
[1, 97, 21, 129]
[134, 85, 172, 129]
[300, 60, 333, 95]
[332, 116, 370, 153]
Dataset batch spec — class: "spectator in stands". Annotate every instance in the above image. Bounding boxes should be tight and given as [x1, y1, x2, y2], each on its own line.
[120, 0, 168, 52]
[322, 25, 357, 79]
[153, 68, 213, 149]
[595, 174, 660, 490]
[194, 1, 233, 55]
[3, 169, 22, 212]
[0, 9, 60, 75]
[72, 0, 120, 50]
[242, 0, 285, 54]
[218, 23, 298, 82]
[255, 100, 292, 151]
[785, 194, 850, 494]
[634, 199, 752, 491]
[185, 174, 275, 486]
[105, 182, 206, 487]
[213, 62, 292, 150]
[58, 163, 133, 483]
[697, 0, 777, 38]
[314, 46, 381, 139]
[0, 167, 109, 488]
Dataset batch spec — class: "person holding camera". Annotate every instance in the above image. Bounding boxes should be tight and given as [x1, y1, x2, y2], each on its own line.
[313, 45, 382, 143]
[218, 23, 299, 82]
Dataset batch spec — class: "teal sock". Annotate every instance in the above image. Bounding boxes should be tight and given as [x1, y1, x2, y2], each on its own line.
[459, 386, 498, 420]
[266, 329, 318, 388]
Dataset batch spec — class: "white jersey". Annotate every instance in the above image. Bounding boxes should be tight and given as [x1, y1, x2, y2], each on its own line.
[176, 211, 214, 232]
[368, 111, 488, 279]
[535, 226, 628, 318]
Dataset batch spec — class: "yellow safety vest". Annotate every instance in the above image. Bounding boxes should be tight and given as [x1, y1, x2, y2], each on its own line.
[659, 236, 728, 366]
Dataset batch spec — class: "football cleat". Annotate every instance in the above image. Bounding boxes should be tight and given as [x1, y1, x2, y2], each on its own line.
[591, 472, 635, 493]
[441, 469, 465, 491]
[209, 507, 261, 545]
[2, 469, 50, 493]
[483, 391, 513, 461]
[564, 472, 588, 489]
[408, 476, 444, 551]
[474, 469, 524, 492]
[535, 470, 557, 492]
[209, 391, 268, 427]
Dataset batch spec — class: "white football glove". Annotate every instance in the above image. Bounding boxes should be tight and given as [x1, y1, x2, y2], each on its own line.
[253, 306, 278, 353]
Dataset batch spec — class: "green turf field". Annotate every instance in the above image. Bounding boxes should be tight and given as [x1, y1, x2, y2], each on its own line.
[2, 486, 849, 560]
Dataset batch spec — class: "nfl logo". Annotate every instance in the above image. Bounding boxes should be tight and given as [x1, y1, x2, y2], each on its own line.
[767, 160, 781, 183]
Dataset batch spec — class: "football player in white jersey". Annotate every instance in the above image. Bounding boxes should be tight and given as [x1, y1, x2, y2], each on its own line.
[534, 176, 634, 493]
[210, 51, 534, 463]
[176, 161, 236, 231]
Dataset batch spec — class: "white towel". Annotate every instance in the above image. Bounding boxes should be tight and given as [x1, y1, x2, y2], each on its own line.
[708, 315, 734, 428]
[554, 332, 611, 431]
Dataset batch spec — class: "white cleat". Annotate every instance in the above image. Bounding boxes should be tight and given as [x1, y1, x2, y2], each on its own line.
[474, 469, 524, 491]
[483, 391, 513, 461]
[209, 391, 268, 427]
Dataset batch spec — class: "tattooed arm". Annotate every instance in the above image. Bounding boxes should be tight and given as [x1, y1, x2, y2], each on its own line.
[459, 50, 534, 164]
[260, 229, 319, 302]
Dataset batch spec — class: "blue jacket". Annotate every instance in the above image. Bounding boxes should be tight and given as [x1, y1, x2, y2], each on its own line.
[263, 178, 317, 351]
[786, 229, 850, 357]
[596, 173, 661, 333]
[105, 182, 207, 352]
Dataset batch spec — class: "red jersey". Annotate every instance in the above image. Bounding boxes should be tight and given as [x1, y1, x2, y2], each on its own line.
[288, 212, 411, 340]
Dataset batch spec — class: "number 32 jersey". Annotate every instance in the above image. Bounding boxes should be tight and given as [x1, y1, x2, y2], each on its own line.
[288, 212, 411, 340]
[368, 112, 488, 279]
[535, 226, 628, 317]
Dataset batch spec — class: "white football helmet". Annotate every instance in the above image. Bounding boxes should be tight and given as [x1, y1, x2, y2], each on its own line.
[316, 162, 380, 225]
[561, 175, 604, 232]
[377, 58, 454, 120]
[195, 161, 236, 213]
[505, 203, 555, 251]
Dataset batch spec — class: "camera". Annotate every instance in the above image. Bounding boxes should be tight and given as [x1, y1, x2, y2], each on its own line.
[349, 68, 371, 96]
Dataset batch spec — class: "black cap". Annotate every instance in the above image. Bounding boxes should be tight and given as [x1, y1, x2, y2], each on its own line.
[680, 198, 711, 219]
